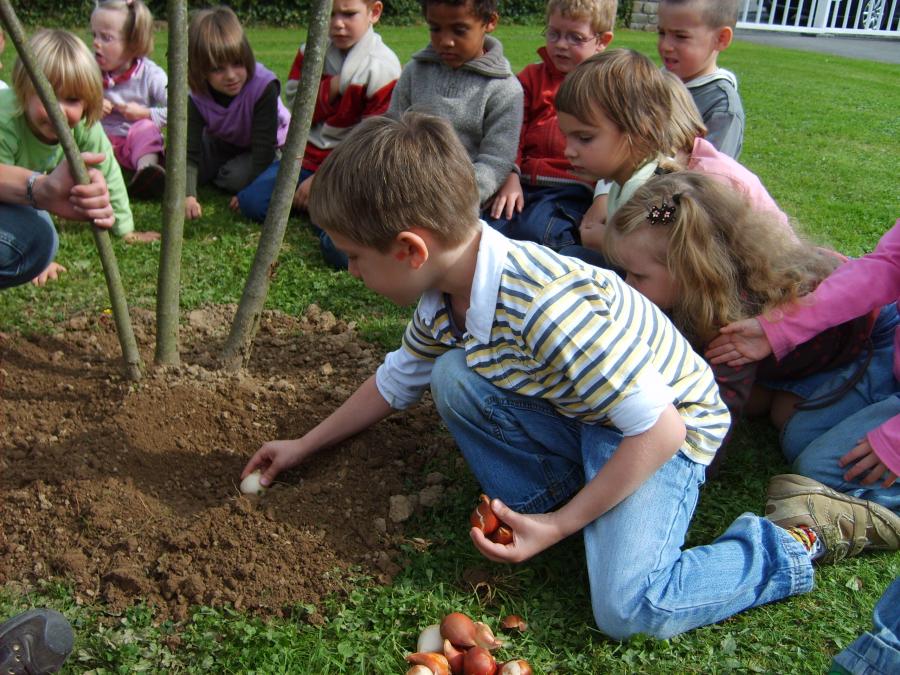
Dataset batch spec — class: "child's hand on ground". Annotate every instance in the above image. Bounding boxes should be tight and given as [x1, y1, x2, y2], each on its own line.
[490, 172, 524, 220]
[31, 261, 67, 287]
[102, 98, 114, 117]
[123, 231, 161, 244]
[115, 101, 151, 121]
[229, 195, 240, 212]
[706, 318, 772, 366]
[469, 498, 566, 564]
[839, 438, 897, 488]
[185, 196, 202, 220]
[292, 174, 314, 210]
[242, 439, 314, 488]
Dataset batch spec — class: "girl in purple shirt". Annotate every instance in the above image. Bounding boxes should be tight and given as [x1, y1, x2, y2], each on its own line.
[185, 6, 290, 220]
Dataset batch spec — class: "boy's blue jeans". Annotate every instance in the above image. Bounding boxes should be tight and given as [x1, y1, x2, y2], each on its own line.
[237, 163, 347, 270]
[782, 304, 900, 514]
[0, 204, 57, 290]
[430, 349, 814, 640]
[832, 577, 900, 674]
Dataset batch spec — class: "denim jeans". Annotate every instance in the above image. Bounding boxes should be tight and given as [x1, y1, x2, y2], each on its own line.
[832, 577, 900, 674]
[482, 184, 613, 270]
[0, 204, 57, 290]
[430, 349, 814, 640]
[782, 304, 900, 513]
[237, 164, 347, 270]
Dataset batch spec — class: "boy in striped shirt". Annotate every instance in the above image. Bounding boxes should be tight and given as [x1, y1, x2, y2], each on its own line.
[241, 112, 878, 640]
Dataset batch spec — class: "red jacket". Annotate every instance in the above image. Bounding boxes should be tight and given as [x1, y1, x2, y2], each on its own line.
[517, 47, 591, 188]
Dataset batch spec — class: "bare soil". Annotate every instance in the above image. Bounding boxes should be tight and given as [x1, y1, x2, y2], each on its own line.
[0, 305, 460, 621]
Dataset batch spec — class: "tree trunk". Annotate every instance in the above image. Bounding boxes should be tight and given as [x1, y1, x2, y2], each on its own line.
[0, 0, 142, 380]
[154, 0, 188, 366]
[220, 0, 333, 372]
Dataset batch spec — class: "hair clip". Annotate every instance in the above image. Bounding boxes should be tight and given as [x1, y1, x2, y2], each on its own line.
[647, 200, 677, 226]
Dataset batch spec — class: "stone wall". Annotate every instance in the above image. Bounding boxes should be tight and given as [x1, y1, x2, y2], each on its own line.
[629, 1, 660, 31]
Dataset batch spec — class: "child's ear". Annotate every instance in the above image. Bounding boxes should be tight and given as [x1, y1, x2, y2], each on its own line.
[395, 231, 429, 269]
[369, 1, 384, 24]
[596, 31, 614, 51]
[715, 26, 733, 51]
[483, 12, 499, 33]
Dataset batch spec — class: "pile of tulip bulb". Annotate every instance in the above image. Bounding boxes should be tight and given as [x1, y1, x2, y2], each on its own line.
[405, 612, 531, 675]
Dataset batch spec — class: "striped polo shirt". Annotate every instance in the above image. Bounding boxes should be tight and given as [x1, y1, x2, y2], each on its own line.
[376, 224, 729, 464]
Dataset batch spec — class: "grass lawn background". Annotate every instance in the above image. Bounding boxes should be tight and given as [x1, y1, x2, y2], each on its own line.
[1, 22, 898, 674]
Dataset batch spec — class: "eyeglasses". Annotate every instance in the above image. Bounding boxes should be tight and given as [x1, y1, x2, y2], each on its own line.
[542, 27, 600, 46]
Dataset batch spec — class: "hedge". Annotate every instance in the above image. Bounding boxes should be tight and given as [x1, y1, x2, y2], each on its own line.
[11, 1, 633, 28]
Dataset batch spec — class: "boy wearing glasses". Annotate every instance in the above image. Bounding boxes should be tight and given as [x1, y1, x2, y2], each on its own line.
[387, 0, 522, 207]
[485, 0, 615, 266]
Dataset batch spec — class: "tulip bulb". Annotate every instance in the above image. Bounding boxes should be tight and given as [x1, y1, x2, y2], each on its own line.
[499, 660, 532, 675]
[489, 525, 513, 545]
[406, 652, 450, 675]
[470, 494, 500, 536]
[417, 623, 443, 654]
[408, 667, 435, 675]
[443, 639, 465, 675]
[499, 615, 527, 632]
[473, 622, 503, 651]
[463, 646, 497, 675]
[239, 470, 266, 495]
[440, 612, 477, 648]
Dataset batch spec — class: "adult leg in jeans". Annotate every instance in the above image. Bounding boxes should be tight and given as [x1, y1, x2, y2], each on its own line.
[831, 577, 900, 674]
[0, 204, 58, 290]
[431, 349, 814, 640]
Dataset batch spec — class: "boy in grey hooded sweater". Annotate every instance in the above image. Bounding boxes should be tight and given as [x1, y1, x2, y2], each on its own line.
[387, 0, 523, 205]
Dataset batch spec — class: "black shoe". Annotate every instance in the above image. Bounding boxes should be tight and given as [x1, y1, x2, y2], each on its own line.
[0, 609, 74, 674]
[128, 163, 166, 200]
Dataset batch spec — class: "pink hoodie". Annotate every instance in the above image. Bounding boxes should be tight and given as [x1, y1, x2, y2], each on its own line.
[760, 220, 900, 474]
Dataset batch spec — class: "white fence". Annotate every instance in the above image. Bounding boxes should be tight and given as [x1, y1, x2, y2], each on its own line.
[738, 0, 899, 35]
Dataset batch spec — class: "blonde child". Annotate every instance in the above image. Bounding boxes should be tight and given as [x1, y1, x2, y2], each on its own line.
[709, 219, 900, 517]
[241, 112, 898, 640]
[484, 0, 613, 266]
[657, 0, 744, 158]
[0, 29, 159, 261]
[604, 171, 886, 476]
[185, 6, 290, 220]
[556, 49, 782, 256]
[91, 0, 167, 200]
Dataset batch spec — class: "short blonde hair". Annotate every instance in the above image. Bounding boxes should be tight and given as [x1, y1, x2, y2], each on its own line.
[605, 171, 835, 345]
[94, 0, 155, 59]
[188, 6, 255, 94]
[662, 70, 706, 155]
[556, 49, 672, 170]
[546, 0, 618, 34]
[309, 113, 480, 251]
[12, 29, 103, 126]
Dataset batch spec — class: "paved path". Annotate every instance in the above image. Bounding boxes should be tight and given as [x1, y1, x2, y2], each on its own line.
[735, 28, 900, 64]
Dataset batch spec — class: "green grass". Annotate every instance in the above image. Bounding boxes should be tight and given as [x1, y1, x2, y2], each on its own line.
[1, 24, 899, 674]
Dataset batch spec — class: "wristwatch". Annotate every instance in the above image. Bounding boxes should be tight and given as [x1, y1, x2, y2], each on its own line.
[26, 171, 43, 209]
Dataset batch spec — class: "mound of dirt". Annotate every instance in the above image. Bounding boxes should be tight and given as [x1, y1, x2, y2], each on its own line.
[0, 305, 461, 621]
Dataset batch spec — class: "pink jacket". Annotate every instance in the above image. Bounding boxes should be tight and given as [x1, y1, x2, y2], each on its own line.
[760, 220, 900, 473]
[688, 137, 795, 240]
